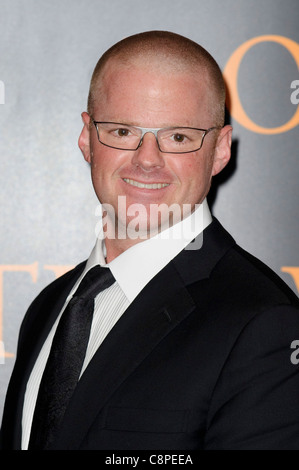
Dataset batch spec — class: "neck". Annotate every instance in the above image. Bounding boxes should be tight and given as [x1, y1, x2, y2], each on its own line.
[104, 236, 146, 263]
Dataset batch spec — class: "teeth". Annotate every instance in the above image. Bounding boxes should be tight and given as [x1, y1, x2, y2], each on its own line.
[123, 178, 170, 189]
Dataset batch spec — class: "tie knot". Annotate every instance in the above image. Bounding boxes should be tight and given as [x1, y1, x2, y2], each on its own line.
[74, 265, 115, 300]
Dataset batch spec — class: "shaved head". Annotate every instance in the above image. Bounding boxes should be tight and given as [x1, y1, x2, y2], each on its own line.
[87, 31, 226, 126]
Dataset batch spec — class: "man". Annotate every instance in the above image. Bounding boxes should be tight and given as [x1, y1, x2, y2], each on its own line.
[1, 31, 299, 450]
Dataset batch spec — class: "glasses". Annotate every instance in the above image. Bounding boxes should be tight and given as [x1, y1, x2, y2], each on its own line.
[92, 120, 221, 154]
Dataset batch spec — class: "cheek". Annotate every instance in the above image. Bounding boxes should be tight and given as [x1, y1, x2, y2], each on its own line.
[90, 148, 114, 176]
[89, 152, 112, 195]
[173, 153, 215, 204]
[174, 157, 210, 186]
[90, 158, 103, 181]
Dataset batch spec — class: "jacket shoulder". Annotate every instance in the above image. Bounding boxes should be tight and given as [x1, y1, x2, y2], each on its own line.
[180, 217, 299, 322]
[223, 243, 299, 307]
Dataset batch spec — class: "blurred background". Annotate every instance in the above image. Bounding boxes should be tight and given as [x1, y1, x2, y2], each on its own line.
[0, 0, 298, 422]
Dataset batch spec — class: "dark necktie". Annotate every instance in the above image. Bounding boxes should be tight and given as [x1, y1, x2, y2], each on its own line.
[28, 265, 115, 450]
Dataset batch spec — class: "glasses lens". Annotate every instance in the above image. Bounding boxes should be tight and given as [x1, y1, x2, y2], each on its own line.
[97, 123, 142, 150]
[158, 128, 205, 153]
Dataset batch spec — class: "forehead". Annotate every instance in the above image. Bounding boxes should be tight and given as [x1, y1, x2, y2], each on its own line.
[93, 60, 213, 126]
[100, 55, 209, 92]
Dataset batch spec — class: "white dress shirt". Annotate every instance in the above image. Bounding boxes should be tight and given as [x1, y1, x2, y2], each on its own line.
[22, 199, 212, 449]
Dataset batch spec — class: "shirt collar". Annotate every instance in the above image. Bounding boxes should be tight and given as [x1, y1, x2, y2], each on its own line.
[84, 198, 212, 303]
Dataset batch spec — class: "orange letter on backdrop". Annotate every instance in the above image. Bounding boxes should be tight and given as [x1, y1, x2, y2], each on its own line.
[223, 35, 299, 134]
[281, 267, 299, 293]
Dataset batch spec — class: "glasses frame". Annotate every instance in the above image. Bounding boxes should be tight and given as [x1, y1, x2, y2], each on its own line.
[92, 120, 221, 154]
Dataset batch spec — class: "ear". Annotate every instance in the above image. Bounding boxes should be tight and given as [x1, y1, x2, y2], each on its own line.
[78, 112, 92, 164]
[211, 125, 232, 176]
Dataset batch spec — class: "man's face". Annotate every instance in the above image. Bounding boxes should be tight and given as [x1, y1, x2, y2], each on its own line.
[79, 61, 231, 239]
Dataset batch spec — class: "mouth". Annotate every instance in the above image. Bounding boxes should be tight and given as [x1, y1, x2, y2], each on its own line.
[123, 178, 170, 190]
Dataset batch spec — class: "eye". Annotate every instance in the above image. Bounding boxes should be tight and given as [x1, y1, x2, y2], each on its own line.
[116, 128, 130, 137]
[172, 133, 187, 143]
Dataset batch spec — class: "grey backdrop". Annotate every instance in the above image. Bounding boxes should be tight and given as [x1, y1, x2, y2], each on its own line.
[0, 0, 298, 423]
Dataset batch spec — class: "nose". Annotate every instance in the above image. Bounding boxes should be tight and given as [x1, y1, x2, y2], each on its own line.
[131, 132, 165, 170]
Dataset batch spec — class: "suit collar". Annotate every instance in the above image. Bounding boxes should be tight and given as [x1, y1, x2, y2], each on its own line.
[173, 217, 235, 285]
[50, 217, 234, 449]
[91, 198, 212, 303]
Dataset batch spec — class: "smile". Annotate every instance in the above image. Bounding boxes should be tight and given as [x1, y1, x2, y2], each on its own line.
[123, 178, 170, 190]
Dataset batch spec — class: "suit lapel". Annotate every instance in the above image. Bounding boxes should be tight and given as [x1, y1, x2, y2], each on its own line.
[4, 262, 86, 449]
[4, 218, 234, 449]
[52, 218, 236, 449]
[19, 262, 86, 372]
[172, 217, 235, 285]
[51, 261, 197, 449]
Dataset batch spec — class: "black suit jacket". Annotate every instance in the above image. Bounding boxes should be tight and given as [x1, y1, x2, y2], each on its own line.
[1, 218, 299, 450]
